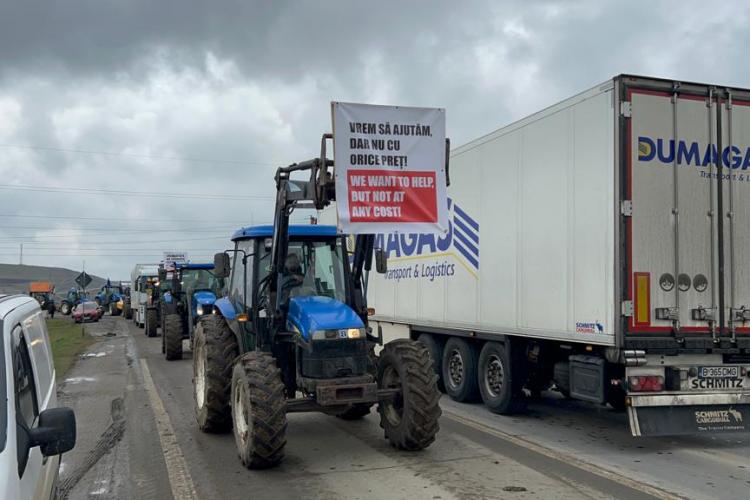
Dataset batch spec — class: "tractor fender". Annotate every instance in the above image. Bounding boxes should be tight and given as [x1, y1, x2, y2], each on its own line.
[211, 297, 247, 352]
[212, 297, 236, 321]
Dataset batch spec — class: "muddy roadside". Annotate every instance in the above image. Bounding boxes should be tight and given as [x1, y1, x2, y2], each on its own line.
[55, 315, 170, 499]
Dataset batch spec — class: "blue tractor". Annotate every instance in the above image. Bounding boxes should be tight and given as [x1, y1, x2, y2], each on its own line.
[193, 135, 441, 469]
[94, 281, 126, 316]
[161, 263, 224, 361]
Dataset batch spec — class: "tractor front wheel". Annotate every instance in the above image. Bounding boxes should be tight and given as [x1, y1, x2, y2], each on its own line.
[377, 339, 441, 450]
[231, 352, 287, 469]
[194, 316, 238, 433]
[60, 302, 71, 315]
[145, 308, 158, 337]
[164, 314, 183, 361]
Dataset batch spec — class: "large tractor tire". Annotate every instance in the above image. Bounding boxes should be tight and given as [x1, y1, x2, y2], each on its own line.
[145, 308, 158, 337]
[164, 314, 184, 361]
[231, 352, 287, 469]
[124, 303, 132, 320]
[194, 316, 238, 433]
[377, 339, 441, 451]
[442, 337, 480, 402]
[335, 403, 373, 420]
[417, 333, 445, 392]
[477, 341, 527, 414]
[60, 302, 71, 316]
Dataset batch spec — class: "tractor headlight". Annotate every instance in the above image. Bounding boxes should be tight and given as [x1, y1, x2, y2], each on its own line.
[196, 304, 205, 316]
[311, 328, 365, 340]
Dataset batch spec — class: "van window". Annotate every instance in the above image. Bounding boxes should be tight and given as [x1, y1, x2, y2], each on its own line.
[22, 313, 53, 403]
[12, 327, 39, 430]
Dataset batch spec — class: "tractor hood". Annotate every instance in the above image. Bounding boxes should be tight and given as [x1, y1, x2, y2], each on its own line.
[287, 296, 364, 340]
[192, 290, 217, 305]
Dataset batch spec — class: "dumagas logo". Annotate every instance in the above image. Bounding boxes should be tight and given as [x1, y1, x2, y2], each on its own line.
[373, 198, 480, 280]
[638, 136, 750, 169]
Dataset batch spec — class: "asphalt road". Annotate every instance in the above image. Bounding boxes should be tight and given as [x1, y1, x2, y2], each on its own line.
[56, 315, 749, 499]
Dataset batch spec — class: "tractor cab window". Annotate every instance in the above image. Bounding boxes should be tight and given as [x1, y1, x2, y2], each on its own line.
[182, 269, 224, 293]
[281, 239, 347, 304]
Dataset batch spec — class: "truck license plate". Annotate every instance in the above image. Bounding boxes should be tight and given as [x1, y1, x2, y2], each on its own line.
[687, 366, 746, 390]
[699, 366, 739, 378]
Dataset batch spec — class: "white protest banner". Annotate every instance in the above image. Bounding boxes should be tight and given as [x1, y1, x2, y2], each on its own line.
[163, 251, 188, 270]
[332, 102, 447, 234]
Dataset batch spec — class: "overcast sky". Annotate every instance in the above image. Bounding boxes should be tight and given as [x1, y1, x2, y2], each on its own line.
[1, 0, 748, 280]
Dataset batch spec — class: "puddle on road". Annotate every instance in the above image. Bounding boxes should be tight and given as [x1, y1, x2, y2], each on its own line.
[82, 352, 107, 358]
[64, 376, 97, 384]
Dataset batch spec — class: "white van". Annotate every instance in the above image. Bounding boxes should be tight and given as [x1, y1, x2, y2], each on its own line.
[0, 295, 76, 499]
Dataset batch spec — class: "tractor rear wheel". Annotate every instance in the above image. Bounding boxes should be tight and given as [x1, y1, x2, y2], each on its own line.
[335, 403, 373, 420]
[124, 303, 132, 319]
[231, 352, 287, 469]
[194, 316, 238, 433]
[145, 308, 158, 337]
[417, 333, 445, 392]
[164, 314, 183, 361]
[377, 339, 441, 450]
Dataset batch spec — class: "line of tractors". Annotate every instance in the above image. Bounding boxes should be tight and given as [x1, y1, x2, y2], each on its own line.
[28, 280, 130, 316]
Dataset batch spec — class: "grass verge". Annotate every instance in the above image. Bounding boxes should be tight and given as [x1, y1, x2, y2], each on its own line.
[46, 318, 96, 379]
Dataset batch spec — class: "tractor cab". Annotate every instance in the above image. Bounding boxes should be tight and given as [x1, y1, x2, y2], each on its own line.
[216, 225, 369, 384]
[160, 262, 224, 361]
[165, 263, 224, 321]
[95, 282, 126, 315]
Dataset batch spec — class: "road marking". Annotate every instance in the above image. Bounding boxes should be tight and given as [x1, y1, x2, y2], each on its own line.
[678, 446, 749, 468]
[443, 409, 682, 500]
[140, 359, 199, 500]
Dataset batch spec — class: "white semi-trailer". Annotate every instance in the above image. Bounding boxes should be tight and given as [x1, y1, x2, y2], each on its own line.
[130, 263, 160, 328]
[356, 75, 750, 436]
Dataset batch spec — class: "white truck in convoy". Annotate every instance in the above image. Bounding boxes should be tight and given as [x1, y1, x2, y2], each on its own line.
[130, 264, 160, 329]
[336, 75, 750, 436]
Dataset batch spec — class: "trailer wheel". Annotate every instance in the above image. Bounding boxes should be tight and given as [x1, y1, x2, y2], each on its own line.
[335, 404, 373, 420]
[477, 341, 527, 414]
[442, 338, 479, 402]
[417, 333, 445, 392]
[145, 308, 158, 337]
[194, 316, 238, 433]
[60, 302, 71, 315]
[231, 351, 287, 469]
[164, 314, 183, 361]
[378, 339, 441, 450]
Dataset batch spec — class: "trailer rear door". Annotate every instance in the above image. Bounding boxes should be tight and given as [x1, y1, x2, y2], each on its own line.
[623, 77, 750, 342]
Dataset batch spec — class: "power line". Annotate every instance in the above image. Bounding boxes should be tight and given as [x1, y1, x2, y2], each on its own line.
[0, 225, 237, 233]
[0, 253, 218, 257]
[0, 213, 248, 223]
[0, 235, 230, 244]
[0, 183, 274, 200]
[0, 143, 280, 167]
[0, 230, 232, 241]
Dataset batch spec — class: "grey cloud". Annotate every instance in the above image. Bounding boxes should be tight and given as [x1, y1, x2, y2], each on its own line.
[2, 0, 750, 279]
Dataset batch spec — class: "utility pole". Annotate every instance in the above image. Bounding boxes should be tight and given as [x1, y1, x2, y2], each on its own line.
[19, 243, 23, 265]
